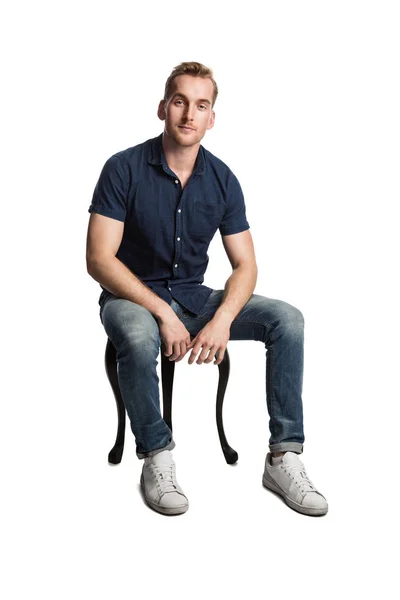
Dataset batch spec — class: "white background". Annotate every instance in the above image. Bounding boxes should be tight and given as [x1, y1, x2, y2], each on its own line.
[1, 0, 399, 598]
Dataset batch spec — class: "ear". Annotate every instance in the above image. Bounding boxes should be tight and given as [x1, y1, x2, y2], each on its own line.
[157, 99, 166, 121]
[207, 109, 215, 131]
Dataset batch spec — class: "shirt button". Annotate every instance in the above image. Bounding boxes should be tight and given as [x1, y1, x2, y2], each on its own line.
[174, 264, 178, 268]
[177, 237, 181, 241]
[168, 287, 171, 291]
[178, 209, 181, 213]
[175, 179, 179, 184]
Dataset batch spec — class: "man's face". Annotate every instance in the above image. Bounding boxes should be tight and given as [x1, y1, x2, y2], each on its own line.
[158, 74, 215, 147]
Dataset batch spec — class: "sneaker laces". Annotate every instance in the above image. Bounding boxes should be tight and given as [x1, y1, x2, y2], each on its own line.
[151, 464, 180, 496]
[282, 461, 318, 494]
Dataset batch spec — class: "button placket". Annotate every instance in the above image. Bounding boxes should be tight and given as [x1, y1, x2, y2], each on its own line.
[173, 176, 188, 280]
[174, 206, 182, 275]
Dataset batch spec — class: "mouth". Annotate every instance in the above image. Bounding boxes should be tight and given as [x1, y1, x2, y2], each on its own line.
[178, 125, 195, 131]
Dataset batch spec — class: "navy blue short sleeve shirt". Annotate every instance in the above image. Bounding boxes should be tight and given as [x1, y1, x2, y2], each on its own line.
[88, 133, 250, 315]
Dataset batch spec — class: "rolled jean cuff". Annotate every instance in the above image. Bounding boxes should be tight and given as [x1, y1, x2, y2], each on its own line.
[269, 442, 304, 455]
[136, 438, 176, 460]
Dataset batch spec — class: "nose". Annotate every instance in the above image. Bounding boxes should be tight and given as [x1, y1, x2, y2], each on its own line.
[184, 103, 195, 121]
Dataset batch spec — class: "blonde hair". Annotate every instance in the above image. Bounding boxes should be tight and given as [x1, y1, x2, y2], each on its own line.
[163, 61, 218, 108]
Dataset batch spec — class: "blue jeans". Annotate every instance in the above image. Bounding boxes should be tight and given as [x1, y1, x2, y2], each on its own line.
[99, 289, 305, 459]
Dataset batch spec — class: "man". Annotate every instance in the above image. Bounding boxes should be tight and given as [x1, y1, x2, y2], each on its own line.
[86, 61, 328, 517]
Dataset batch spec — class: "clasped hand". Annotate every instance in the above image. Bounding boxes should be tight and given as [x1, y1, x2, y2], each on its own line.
[160, 315, 230, 366]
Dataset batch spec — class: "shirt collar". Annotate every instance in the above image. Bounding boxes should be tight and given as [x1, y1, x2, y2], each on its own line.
[148, 132, 206, 176]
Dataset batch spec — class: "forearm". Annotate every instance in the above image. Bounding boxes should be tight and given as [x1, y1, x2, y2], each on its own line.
[213, 264, 258, 326]
[87, 256, 174, 321]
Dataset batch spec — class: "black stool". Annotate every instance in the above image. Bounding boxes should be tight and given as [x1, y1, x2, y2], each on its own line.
[105, 338, 238, 465]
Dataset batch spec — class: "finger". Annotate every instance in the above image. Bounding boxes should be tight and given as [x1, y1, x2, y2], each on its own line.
[183, 338, 192, 356]
[188, 350, 198, 364]
[188, 341, 202, 364]
[169, 342, 180, 361]
[204, 347, 218, 364]
[175, 341, 187, 362]
[214, 350, 224, 365]
[196, 345, 211, 365]
[164, 342, 173, 357]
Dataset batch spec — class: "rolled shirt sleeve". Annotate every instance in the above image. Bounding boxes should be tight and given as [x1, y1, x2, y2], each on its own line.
[219, 172, 250, 236]
[88, 155, 128, 222]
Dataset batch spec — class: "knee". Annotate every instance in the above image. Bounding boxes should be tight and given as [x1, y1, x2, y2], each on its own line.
[123, 323, 160, 350]
[119, 324, 161, 370]
[277, 301, 305, 335]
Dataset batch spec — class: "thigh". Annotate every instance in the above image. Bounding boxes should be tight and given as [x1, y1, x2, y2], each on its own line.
[99, 291, 161, 348]
[229, 293, 304, 342]
[179, 290, 303, 343]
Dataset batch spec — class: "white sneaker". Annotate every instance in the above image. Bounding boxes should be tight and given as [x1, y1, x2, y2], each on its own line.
[140, 450, 189, 515]
[262, 452, 328, 516]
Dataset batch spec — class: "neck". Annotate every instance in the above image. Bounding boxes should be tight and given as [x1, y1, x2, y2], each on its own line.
[162, 131, 200, 175]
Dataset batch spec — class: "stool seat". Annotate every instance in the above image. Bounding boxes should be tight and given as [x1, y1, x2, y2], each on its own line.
[105, 337, 238, 465]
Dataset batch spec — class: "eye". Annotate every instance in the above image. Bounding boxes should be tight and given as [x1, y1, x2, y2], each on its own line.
[199, 105, 207, 110]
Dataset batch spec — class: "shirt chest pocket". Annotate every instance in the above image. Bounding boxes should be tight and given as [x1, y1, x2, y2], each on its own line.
[191, 201, 225, 238]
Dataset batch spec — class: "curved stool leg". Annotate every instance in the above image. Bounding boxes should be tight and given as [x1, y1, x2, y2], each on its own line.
[216, 349, 238, 464]
[105, 339, 126, 464]
[161, 347, 175, 432]
[105, 339, 237, 465]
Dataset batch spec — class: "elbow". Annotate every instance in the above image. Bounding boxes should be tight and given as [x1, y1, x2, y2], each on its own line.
[235, 261, 257, 275]
[86, 255, 102, 275]
[87, 253, 116, 275]
[86, 256, 95, 275]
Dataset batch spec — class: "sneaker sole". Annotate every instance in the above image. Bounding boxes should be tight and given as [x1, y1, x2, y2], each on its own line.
[140, 474, 189, 516]
[262, 473, 328, 516]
